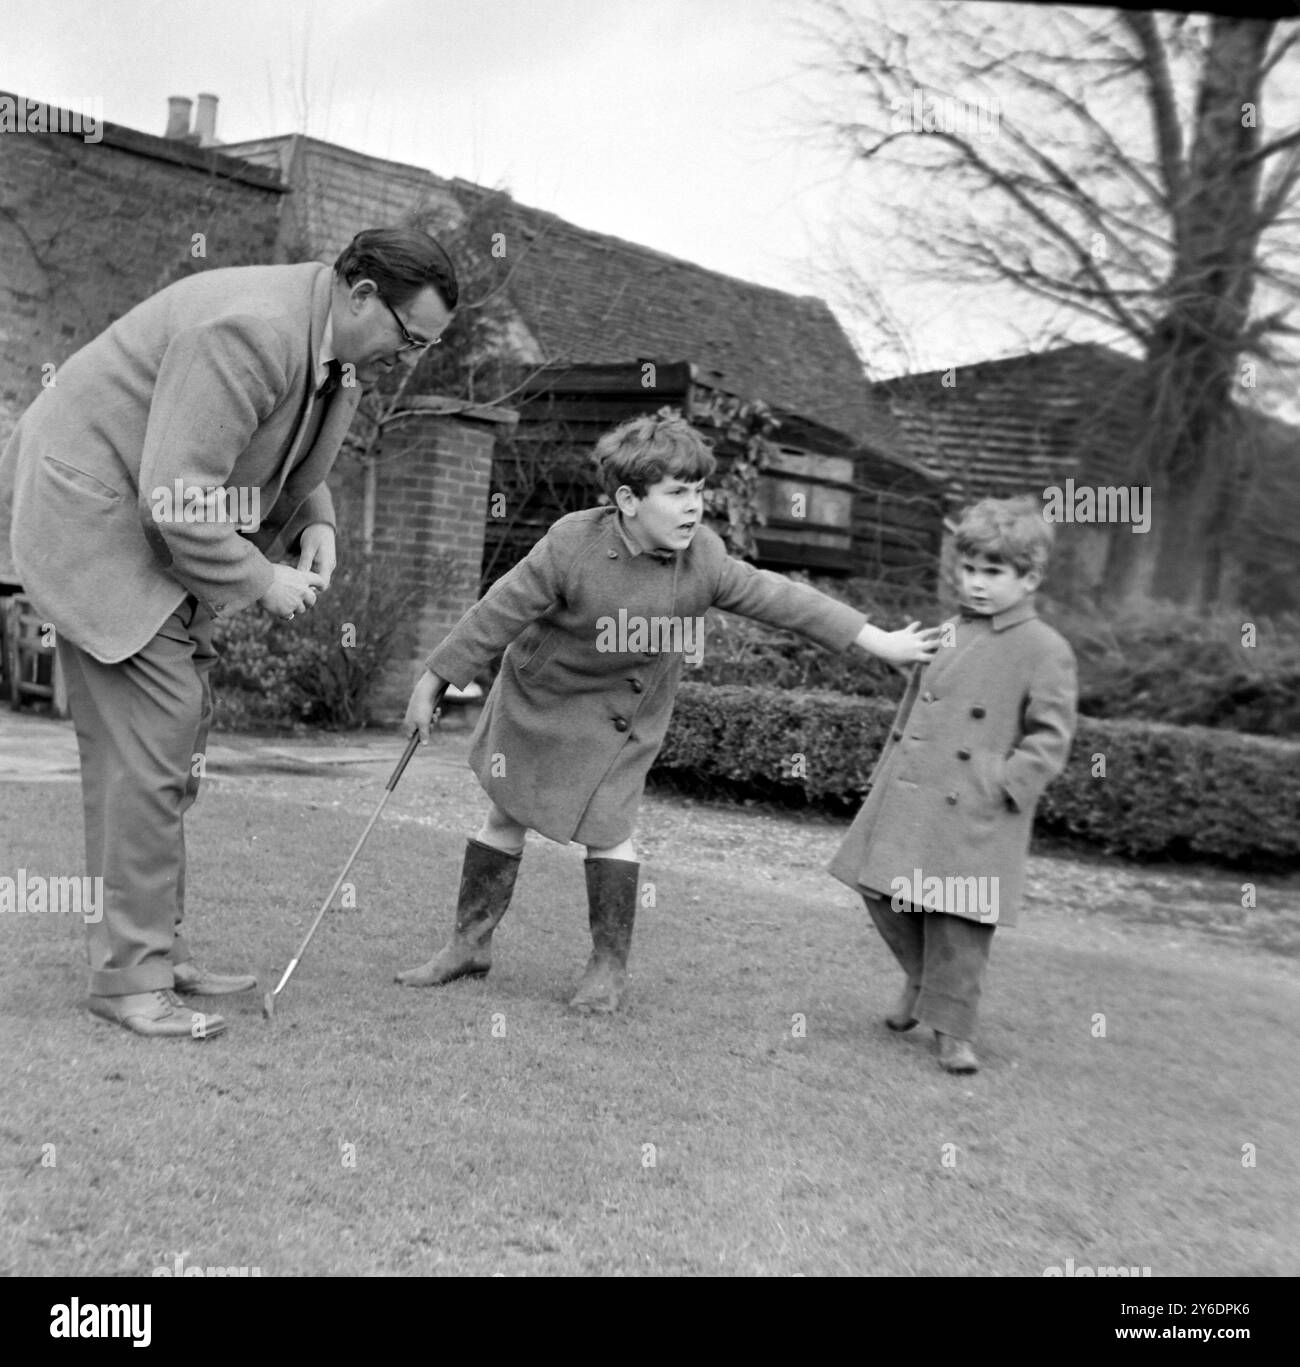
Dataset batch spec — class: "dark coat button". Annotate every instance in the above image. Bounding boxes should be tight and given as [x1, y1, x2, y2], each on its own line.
[892, 730, 903, 741]
[946, 793, 958, 805]
[630, 679, 644, 693]
[971, 705, 986, 718]
[614, 717, 628, 732]
[608, 549, 618, 558]
[957, 747, 971, 760]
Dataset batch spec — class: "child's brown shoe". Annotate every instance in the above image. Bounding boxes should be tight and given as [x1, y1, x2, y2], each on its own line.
[936, 1032, 979, 1073]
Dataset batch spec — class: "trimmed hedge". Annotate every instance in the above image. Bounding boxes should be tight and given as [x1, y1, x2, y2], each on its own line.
[652, 683, 1300, 868]
[694, 575, 1300, 739]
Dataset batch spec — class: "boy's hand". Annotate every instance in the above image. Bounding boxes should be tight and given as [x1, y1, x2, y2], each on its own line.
[856, 620, 943, 668]
[405, 669, 448, 743]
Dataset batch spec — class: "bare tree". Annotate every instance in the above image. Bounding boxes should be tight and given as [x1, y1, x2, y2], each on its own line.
[805, 0, 1300, 607]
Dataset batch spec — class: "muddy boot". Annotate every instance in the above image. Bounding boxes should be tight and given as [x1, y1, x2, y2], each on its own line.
[568, 858, 638, 1014]
[396, 839, 521, 987]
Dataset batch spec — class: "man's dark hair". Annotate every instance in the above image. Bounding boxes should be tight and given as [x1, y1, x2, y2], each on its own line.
[334, 227, 459, 310]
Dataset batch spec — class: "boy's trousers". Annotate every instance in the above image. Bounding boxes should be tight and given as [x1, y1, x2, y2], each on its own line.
[863, 892, 995, 1040]
[56, 596, 217, 996]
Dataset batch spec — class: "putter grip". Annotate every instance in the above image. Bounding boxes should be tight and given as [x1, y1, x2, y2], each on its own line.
[386, 730, 422, 790]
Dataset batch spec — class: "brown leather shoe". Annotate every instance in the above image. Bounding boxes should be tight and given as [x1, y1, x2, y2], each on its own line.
[88, 990, 227, 1039]
[173, 961, 256, 996]
[885, 983, 920, 1032]
[936, 1032, 979, 1074]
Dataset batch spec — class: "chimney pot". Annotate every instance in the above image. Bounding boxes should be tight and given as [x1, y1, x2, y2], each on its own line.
[165, 95, 192, 140]
[195, 92, 219, 147]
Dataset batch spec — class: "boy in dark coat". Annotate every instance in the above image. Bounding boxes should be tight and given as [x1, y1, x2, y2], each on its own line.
[397, 413, 941, 1012]
[828, 496, 1077, 1073]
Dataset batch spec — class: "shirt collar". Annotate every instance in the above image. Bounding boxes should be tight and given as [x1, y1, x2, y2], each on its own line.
[614, 510, 676, 561]
[959, 597, 1039, 632]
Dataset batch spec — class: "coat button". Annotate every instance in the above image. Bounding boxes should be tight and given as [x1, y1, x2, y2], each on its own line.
[957, 747, 971, 760]
[946, 792, 958, 805]
[613, 717, 628, 732]
[971, 705, 986, 718]
[892, 730, 903, 741]
[630, 679, 644, 693]
[607, 550, 618, 558]
[922, 691, 934, 702]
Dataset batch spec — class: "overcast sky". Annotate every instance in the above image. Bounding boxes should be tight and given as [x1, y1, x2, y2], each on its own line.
[1, 0, 1024, 369]
[3, 0, 1296, 402]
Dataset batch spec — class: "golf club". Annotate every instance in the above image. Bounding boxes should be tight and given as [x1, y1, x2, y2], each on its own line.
[263, 696, 443, 1021]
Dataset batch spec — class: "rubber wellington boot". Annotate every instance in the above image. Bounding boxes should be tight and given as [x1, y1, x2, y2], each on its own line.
[568, 858, 639, 1014]
[396, 839, 521, 987]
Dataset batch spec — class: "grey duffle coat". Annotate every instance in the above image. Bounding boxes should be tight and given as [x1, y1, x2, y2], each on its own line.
[427, 507, 867, 847]
[827, 599, 1077, 927]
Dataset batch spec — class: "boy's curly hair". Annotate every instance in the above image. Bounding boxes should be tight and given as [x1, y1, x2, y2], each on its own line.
[592, 411, 717, 499]
[954, 495, 1055, 577]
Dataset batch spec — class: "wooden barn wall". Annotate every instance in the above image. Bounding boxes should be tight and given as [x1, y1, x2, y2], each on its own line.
[481, 366, 943, 595]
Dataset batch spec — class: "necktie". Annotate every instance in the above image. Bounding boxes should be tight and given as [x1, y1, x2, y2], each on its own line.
[295, 360, 343, 467]
[315, 358, 343, 399]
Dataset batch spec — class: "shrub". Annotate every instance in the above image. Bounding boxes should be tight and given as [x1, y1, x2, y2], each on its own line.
[1043, 598, 1300, 739]
[211, 533, 442, 730]
[693, 579, 1300, 739]
[694, 573, 942, 699]
[653, 683, 1300, 868]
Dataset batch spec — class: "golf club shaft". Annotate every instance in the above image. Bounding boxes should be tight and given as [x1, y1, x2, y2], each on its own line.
[268, 690, 445, 1005]
[270, 731, 422, 995]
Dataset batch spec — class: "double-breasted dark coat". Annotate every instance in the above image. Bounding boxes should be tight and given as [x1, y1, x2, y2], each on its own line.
[827, 599, 1077, 927]
[427, 507, 867, 847]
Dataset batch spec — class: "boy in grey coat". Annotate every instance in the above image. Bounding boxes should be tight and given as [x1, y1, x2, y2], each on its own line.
[398, 413, 941, 1012]
[828, 496, 1077, 1073]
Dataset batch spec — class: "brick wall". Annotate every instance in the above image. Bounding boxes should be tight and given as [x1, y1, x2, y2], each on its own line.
[327, 398, 516, 719]
[0, 95, 284, 451]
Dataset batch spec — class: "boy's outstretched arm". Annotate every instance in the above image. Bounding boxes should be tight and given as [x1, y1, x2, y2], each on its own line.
[404, 532, 569, 738]
[854, 620, 942, 668]
[710, 548, 942, 665]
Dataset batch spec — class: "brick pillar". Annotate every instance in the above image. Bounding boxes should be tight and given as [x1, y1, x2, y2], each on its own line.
[334, 397, 517, 722]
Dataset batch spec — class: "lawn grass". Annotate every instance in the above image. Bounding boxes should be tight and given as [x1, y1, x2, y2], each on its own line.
[1, 760, 1298, 1277]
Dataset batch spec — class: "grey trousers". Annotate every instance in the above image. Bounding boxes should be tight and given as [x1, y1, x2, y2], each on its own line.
[864, 892, 995, 1040]
[57, 598, 217, 996]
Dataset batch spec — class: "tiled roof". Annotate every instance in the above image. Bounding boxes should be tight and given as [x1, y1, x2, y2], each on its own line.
[217, 136, 908, 457]
[871, 342, 1300, 572]
[870, 343, 1146, 505]
[451, 183, 909, 456]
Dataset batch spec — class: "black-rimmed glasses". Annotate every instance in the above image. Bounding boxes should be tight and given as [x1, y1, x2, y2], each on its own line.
[377, 293, 442, 354]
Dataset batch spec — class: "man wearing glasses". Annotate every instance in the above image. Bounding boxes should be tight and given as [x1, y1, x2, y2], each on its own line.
[0, 226, 458, 1038]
